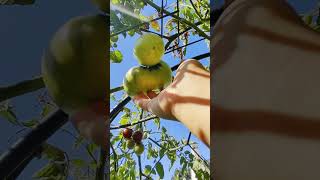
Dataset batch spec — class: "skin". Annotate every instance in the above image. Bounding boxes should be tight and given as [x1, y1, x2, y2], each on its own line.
[213, 0, 320, 179]
[133, 59, 210, 146]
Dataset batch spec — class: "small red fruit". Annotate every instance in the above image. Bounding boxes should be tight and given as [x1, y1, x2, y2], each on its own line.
[122, 128, 133, 139]
[132, 131, 143, 143]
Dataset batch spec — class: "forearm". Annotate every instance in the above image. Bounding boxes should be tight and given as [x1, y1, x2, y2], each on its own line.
[172, 62, 210, 146]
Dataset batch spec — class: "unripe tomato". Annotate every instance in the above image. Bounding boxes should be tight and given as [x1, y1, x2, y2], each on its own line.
[133, 33, 164, 66]
[127, 139, 135, 149]
[91, 0, 109, 13]
[42, 15, 108, 115]
[123, 61, 172, 96]
[132, 131, 143, 143]
[134, 143, 145, 155]
[122, 128, 133, 139]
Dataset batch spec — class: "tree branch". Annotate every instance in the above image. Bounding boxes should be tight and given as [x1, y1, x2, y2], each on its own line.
[165, 21, 204, 50]
[110, 86, 123, 94]
[188, 144, 209, 168]
[143, 0, 210, 39]
[0, 76, 44, 103]
[110, 115, 157, 130]
[165, 38, 205, 55]
[110, 144, 118, 174]
[189, 0, 203, 20]
[95, 148, 107, 180]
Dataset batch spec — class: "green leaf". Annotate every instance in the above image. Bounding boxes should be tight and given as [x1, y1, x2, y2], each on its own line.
[119, 116, 129, 125]
[87, 143, 98, 154]
[0, 108, 19, 125]
[111, 50, 123, 63]
[154, 117, 160, 130]
[33, 162, 65, 178]
[144, 165, 152, 175]
[42, 143, 65, 161]
[155, 162, 164, 179]
[41, 103, 55, 117]
[21, 119, 38, 128]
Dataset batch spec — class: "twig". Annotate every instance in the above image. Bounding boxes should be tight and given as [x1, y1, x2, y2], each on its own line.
[140, 28, 170, 39]
[0, 76, 44, 103]
[188, 144, 209, 168]
[85, 144, 97, 164]
[189, 0, 203, 20]
[165, 21, 204, 50]
[111, 11, 178, 37]
[138, 155, 143, 180]
[95, 148, 107, 180]
[110, 86, 124, 94]
[110, 96, 131, 123]
[110, 144, 118, 174]
[110, 115, 157, 130]
[165, 38, 205, 54]
[143, 0, 210, 39]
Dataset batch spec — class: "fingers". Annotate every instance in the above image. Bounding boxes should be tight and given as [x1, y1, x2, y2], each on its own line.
[133, 93, 151, 111]
[175, 59, 207, 81]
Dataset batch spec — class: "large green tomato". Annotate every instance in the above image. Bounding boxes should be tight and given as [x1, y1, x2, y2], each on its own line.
[133, 33, 165, 66]
[91, 0, 109, 13]
[123, 61, 172, 97]
[42, 15, 108, 115]
[134, 143, 145, 155]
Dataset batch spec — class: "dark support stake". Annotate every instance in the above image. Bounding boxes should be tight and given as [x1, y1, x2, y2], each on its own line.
[0, 109, 68, 179]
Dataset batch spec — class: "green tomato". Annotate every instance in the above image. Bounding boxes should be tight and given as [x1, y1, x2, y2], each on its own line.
[133, 33, 164, 66]
[123, 61, 172, 96]
[42, 15, 108, 115]
[127, 139, 135, 149]
[91, 0, 109, 13]
[134, 143, 145, 155]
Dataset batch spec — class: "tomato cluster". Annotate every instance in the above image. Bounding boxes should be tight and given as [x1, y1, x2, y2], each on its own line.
[123, 33, 172, 97]
[122, 128, 145, 155]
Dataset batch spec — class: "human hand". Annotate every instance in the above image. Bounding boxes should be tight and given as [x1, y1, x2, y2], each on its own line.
[133, 59, 209, 121]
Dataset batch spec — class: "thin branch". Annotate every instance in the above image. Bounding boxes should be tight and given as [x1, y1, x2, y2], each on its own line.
[95, 148, 107, 180]
[188, 144, 209, 168]
[189, 0, 203, 20]
[143, 0, 210, 39]
[110, 144, 118, 174]
[140, 28, 170, 39]
[111, 10, 178, 37]
[110, 86, 123, 94]
[186, 132, 192, 144]
[110, 115, 157, 130]
[165, 38, 205, 55]
[165, 21, 204, 50]
[85, 144, 97, 164]
[0, 76, 44, 103]
[148, 137, 166, 149]
[138, 155, 143, 180]
[147, 150, 167, 177]
[110, 96, 131, 123]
